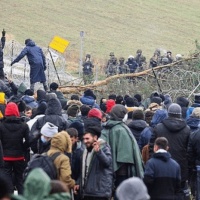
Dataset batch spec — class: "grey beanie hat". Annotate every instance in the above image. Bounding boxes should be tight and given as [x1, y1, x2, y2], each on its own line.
[41, 122, 58, 138]
[168, 103, 182, 118]
[110, 105, 127, 121]
[116, 177, 150, 200]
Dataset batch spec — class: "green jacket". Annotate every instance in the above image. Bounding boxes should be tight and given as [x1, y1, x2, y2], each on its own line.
[12, 168, 70, 200]
[101, 120, 144, 178]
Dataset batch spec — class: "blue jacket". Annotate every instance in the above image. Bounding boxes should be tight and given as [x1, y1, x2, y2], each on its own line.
[80, 95, 99, 109]
[138, 127, 153, 150]
[186, 103, 200, 119]
[21, 95, 38, 109]
[144, 151, 181, 200]
[13, 40, 46, 84]
[186, 116, 200, 132]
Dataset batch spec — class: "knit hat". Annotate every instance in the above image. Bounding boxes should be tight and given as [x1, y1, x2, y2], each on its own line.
[106, 99, 116, 113]
[40, 122, 58, 138]
[37, 90, 46, 102]
[46, 93, 57, 101]
[25, 38, 31, 45]
[191, 107, 200, 118]
[132, 110, 144, 120]
[126, 97, 136, 107]
[69, 121, 84, 139]
[24, 89, 34, 96]
[67, 104, 80, 117]
[84, 89, 96, 99]
[163, 94, 172, 109]
[151, 97, 162, 105]
[84, 118, 102, 138]
[80, 105, 91, 116]
[176, 96, 189, 107]
[5, 102, 20, 117]
[110, 105, 127, 121]
[194, 93, 200, 104]
[88, 108, 102, 120]
[168, 103, 182, 118]
[134, 94, 142, 103]
[116, 177, 150, 200]
[50, 82, 59, 90]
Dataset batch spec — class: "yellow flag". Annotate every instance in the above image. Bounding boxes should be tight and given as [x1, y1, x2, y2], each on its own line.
[49, 36, 70, 53]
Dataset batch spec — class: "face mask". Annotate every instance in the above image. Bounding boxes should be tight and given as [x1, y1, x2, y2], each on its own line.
[122, 113, 128, 122]
[41, 135, 47, 143]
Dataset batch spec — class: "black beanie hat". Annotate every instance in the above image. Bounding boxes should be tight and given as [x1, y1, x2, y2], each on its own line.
[151, 97, 162, 105]
[84, 118, 102, 138]
[132, 110, 145, 120]
[50, 82, 59, 90]
[126, 97, 135, 107]
[25, 89, 34, 96]
[84, 89, 96, 100]
[69, 121, 84, 139]
[134, 94, 142, 103]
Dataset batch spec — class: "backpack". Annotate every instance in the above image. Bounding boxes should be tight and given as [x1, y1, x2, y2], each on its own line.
[24, 152, 61, 180]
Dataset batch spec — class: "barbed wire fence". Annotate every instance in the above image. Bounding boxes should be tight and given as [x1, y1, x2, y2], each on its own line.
[3, 40, 77, 89]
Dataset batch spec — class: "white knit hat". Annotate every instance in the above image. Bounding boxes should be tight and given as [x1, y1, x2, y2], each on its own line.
[40, 122, 58, 138]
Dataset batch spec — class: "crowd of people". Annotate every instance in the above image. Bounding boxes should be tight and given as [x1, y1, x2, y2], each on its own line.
[0, 30, 199, 200]
[0, 77, 199, 200]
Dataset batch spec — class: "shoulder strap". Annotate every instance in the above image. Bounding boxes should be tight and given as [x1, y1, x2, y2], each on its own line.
[49, 152, 61, 162]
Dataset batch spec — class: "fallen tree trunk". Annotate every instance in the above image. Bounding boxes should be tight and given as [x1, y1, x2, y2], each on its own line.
[60, 55, 199, 94]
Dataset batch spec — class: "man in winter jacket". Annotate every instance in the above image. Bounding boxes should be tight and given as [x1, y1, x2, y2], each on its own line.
[150, 103, 190, 199]
[67, 128, 84, 182]
[11, 39, 48, 92]
[74, 118, 113, 200]
[30, 95, 67, 138]
[144, 137, 181, 200]
[128, 110, 148, 143]
[47, 131, 75, 189]
[0, 102, 29, 194]
[101, 105, 144, 192]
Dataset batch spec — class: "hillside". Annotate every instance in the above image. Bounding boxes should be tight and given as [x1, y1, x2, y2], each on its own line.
[1, 0, 200, 61]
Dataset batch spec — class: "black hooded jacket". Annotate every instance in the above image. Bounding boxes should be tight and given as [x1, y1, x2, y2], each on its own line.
[30, 98, 68, 153]
[128, 120, 148, 142]
[153, 117, 190, 182]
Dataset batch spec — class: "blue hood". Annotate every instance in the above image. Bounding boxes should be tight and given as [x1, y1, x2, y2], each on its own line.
[187, 116, 200, 130]
[150, 109, 168, 127]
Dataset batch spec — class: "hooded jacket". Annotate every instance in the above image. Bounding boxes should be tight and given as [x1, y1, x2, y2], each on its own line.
[128, 120, 148, 143]
[21, 95, 38, 109]
[31, 98, 67, 135]
[101, 120, 144, 178]
[153, 118, 190, 182]
[47, 131, 75, 189]
[0, 103, 29, 159]
[12, 40, 46, 84]
[30, 99, 68, 153]
[186, 116, 200, 132]
[13, 168, 71, 200]
[144, 151, 181, 200]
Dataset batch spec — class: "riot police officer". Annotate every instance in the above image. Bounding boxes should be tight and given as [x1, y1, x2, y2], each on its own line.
[82, 54, 94, 85]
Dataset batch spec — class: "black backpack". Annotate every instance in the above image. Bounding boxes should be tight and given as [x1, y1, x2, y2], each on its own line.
[24, 152, 61, 180]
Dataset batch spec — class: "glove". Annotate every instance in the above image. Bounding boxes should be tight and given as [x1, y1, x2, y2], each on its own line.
[2, 29, 6, 37]
[11, 61, 14, 66]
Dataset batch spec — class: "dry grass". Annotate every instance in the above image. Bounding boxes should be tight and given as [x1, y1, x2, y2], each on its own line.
[1, 0, 200, 67]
